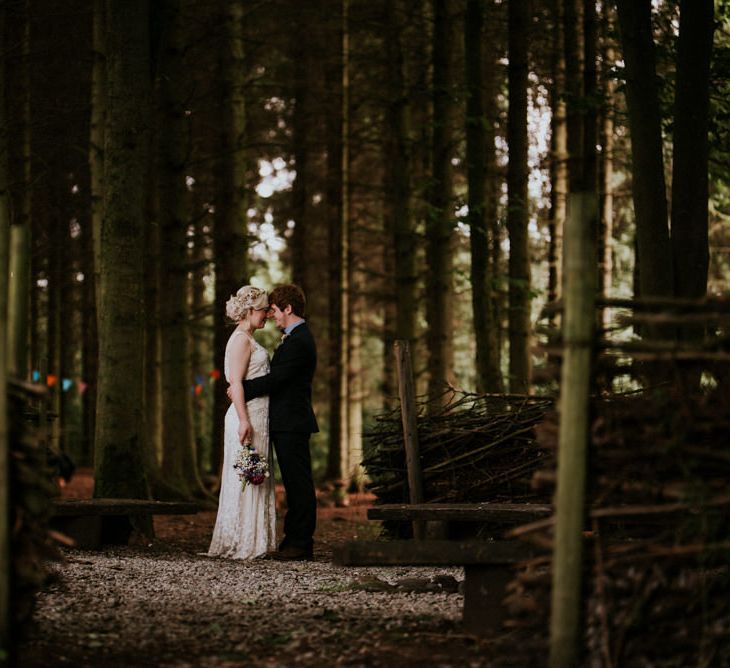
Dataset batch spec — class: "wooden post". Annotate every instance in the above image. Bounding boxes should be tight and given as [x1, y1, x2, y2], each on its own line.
[394, 340, 424, 539]
[549, 192, 597, 667]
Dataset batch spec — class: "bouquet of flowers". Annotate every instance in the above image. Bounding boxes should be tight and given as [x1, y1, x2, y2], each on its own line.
[233, 443, 270, 490]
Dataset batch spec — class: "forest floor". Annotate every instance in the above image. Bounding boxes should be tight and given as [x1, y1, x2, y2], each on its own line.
[16, 470, 523, 667]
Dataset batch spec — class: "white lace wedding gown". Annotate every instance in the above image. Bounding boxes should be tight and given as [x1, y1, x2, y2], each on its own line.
[207, 330, 277, 559]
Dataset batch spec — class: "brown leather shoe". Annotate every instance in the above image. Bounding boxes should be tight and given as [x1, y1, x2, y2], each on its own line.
[270, 545, 314, 561]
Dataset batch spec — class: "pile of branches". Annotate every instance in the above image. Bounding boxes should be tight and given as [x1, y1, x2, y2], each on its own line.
[9, 380, 62, 642]
[505, 385, 730, 665]
[363, 391, 553, 505]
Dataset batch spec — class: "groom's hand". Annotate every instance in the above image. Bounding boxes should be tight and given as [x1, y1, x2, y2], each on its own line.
[226, 385, 232, 401]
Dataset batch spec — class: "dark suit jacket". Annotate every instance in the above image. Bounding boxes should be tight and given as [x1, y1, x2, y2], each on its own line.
[243, 322, 319, 434]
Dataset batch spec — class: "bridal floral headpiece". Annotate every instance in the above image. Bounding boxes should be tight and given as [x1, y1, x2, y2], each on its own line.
[226, 285, 269, 321]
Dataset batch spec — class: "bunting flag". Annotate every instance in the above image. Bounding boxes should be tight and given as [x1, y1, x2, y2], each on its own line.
[23, 371, 215, 395]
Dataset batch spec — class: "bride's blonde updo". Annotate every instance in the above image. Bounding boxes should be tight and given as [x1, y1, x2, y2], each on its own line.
[225, 285, 269, 322]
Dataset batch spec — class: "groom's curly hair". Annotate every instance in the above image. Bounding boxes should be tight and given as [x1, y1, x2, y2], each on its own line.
[270, 284, 306, 317]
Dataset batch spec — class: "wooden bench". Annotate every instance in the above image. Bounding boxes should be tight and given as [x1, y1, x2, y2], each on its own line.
[51, 498, 199, 549]
[368, 502, 552, 539]
[333, 539, 538, 636]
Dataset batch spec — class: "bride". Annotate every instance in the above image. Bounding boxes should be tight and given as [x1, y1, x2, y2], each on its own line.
[207, 285, 277, 559]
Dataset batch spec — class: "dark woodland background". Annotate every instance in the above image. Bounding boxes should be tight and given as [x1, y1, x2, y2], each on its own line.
[2, 0, 728, 499]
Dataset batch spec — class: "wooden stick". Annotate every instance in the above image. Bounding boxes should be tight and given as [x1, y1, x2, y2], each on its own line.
[394, 340, 424, 539]
[549, 193, 597, 668]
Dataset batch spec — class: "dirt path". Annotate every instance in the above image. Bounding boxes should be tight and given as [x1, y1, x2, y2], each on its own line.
[17, 472, 511, 667]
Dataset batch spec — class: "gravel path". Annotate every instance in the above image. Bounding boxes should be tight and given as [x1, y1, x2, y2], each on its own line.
[17, 511, 505, 667]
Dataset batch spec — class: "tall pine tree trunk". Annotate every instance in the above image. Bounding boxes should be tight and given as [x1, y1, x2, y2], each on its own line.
[326, 0, 350, 481]
[383, 0, 415, 406]
[212, 0, 248, 475]
[598, 3, 615, 306]
[289, 5, 313, 294]
[466, 0, 501, 393]
[670, 0, 714, 305]
[507, 0, 531, 393]
[158, 0, 203, 497]
[548, 0, 567, 306]
[582, 0, 598, 193]
[85, 0, 105, 462]
[0, 1, 12, 650]
[564, 0, 584, 192]
[426, 0, 455, 406]
[7, 4, 31, 380]
[94, 0, 151, 502]
[615, 0, 673, 299]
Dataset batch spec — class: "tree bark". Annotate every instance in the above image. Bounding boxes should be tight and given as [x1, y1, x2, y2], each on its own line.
[426, 0, 455, 406]
[598, 3, 615, 308]
[670, 0, 714, 305]
[507, 0, 531, 393]
[84, 0, 104, 464]
[7, 5, 31, 380]
[289, 5, 313, 294]
[326, 0, 350, 481]
[157, 0, 203, 497]
[548, 0, 567, 306]
[0, 1, 12, 650]
[582, 0, 598, 193]
[382, 0, 415, 407]
[564, 0, 584, 192]
[94, 0, 151, 504]
[211, 0, 249, 475]
[615, 0, 673, 300]
[466, 0, 501, 393]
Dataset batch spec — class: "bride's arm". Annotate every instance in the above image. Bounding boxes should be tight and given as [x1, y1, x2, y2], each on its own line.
[228, 335, 253, 444]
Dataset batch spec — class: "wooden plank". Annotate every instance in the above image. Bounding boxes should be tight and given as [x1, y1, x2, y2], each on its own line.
[368, 502, 552, 523]
[394, 340, 424, 540]
[332, 540, 534, 566]
[51, 498, 199, 517]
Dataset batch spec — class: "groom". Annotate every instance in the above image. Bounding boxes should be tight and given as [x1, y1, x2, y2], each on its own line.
[242, 284, 318, 561]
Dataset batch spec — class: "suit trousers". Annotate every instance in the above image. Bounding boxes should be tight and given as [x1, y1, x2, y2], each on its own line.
[272, 431, 316, 550]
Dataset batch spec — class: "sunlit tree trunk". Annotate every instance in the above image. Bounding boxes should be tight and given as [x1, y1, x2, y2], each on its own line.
[670, 0, 714, 307]
[507, 0, 531, 393]
[94, 0, 151, 503]
[598, 3, 615, 308]
[212, 0, 249, 475]
[615, 0, 673, 300]
[158, 0, 203, 497]
[426, 0, 455, 406]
